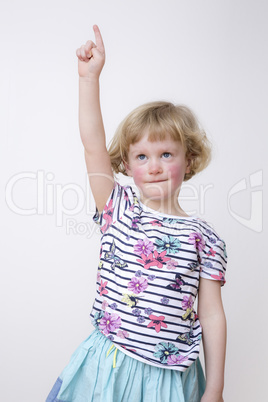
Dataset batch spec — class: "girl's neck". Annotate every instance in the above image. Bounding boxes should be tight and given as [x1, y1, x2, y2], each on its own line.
[140, 197, 190, 217]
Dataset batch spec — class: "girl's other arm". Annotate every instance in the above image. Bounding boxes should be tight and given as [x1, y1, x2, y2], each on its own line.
[198, 278, 227, 402]
[76, 25, 114, 213]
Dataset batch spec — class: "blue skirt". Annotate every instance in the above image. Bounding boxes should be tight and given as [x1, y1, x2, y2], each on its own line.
[46, 329, 206, 402]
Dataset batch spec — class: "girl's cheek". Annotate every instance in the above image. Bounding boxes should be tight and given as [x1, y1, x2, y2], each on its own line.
[169, 164, 185, 182]
[131, 167, 144, 185]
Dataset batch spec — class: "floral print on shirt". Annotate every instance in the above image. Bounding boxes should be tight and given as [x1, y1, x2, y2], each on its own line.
[98, 312, 121, 335]
[134, 239, 154, 256]
[128, 276, 148, 294]
[147, 314, 168, 333]
[153, 342, 188, 365]
[91, 182, 227, 370]
[155, 235, 181, 255]
[188, 232, 205, 251]
[136, 250, 171, 269]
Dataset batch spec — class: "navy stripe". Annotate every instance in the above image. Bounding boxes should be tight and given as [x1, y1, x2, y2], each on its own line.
[91, 314, 201, 350]
[98, 275, 198, 302]
[97, 287, 195, 311]
[91, 305, 202, 335]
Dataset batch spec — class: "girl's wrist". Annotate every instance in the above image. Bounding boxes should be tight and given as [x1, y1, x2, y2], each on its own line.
[201, 386, 224, 401]
[79, 75, 100, 84]
[201, 397, 223, 402]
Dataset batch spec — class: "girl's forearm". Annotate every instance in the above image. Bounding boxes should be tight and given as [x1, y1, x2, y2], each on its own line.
[201, 309, 227, 398]
[79, 76, 106, 153]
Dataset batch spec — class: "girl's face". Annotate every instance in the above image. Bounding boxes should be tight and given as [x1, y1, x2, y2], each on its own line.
[124, 131, 191, 214]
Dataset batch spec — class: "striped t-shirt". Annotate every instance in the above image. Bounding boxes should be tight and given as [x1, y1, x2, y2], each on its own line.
[90, 182, 227, 371]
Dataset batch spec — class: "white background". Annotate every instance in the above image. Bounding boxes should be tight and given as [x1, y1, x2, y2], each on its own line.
[1, 0, 267, 401]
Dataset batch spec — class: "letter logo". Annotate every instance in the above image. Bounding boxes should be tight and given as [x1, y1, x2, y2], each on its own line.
[227, 170, 263, 232]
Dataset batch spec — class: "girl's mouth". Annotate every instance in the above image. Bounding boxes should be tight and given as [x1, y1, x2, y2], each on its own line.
[147, 179, 167, 183]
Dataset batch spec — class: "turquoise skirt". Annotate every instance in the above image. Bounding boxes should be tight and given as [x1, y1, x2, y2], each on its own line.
[46, 329, 206, 402]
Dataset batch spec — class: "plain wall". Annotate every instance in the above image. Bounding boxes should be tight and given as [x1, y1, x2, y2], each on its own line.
[1, 0, 267, 401]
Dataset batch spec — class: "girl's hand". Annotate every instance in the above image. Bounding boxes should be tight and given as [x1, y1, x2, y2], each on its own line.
[76, 25, 105, 79]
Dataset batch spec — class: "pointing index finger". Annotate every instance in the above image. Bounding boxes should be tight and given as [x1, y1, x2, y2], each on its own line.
[93, 24, 105, 52]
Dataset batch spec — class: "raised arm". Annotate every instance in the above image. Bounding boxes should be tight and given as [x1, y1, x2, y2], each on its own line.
[76, 25, 114, 213]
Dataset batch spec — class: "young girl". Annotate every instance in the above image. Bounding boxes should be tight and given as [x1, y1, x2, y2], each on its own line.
[46, 25, 227, 402]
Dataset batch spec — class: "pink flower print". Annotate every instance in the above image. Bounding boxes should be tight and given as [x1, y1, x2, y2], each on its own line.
[97, 271, 101, 282]
[101, 199, 114, 233]
[128, 276, 148, 294]
[129, 204, 134, 212]
[182, 295, 194, 310]
[136, 253, 157, 270]
[117, 330, 129, 339]
[150, 220, 162, 227]
[207, 248, 216, 257]
[99, 280, 108, 296]
[147, 314, 168, 333]
[153, 250, 171, 268]
[188, 232, 205, 252]
[134, 239, 154, 257]
[211, 271, 226, 283]
[137, 250, 170, 269]
[99, 312, 121, 335]
[167, 259, 178, 270]
[102, 300, 109, 310]
[103, 198, 113, 219]
[167, 354, 188, 365]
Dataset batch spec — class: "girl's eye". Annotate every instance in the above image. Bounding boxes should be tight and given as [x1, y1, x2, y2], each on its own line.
[162, 152, 171, 159]
[137, 154, 147, 160]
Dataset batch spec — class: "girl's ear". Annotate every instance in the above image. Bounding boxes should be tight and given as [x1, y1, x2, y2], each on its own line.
[185, 157, 192, 174]
[123, 160, 132, 177]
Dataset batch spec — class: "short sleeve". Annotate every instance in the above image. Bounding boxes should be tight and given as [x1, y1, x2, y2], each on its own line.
[198, 221, 227, 286]
[92, 182, 132, 234]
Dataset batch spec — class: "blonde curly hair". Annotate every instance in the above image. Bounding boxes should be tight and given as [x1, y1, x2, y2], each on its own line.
[108, 101, 211, 181]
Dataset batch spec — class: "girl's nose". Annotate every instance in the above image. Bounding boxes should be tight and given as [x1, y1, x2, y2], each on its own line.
[148, 159, 162, 175]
